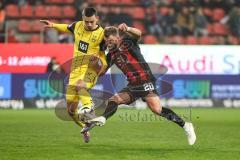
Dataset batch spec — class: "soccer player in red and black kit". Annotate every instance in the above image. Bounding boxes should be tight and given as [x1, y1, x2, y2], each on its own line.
[86, 24, 196, 145]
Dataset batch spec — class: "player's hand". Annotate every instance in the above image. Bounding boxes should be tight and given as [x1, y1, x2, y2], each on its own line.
[118, 23, 128, 31]
[40, 20, 53, 28]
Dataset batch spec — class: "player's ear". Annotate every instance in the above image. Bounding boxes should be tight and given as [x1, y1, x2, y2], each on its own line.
[96, 16, 99, 21]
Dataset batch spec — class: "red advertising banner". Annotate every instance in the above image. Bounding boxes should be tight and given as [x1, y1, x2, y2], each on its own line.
[0, 44, 73, 73]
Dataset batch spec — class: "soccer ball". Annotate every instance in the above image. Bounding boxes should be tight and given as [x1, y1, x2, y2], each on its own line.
[77, 107, 95, 123]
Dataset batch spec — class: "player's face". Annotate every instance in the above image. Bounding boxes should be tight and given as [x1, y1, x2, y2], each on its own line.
[104, 35, 120, 50]
[83, 15, 99, 31]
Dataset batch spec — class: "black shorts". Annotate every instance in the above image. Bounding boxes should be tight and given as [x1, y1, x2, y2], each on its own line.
[119, 81, 158, 104]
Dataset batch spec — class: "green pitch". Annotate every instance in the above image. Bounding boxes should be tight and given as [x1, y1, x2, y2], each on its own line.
[0, 108, 240, 160]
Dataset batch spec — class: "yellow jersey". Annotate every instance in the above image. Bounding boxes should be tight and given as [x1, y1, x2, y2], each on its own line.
[66, 21, 107, 72]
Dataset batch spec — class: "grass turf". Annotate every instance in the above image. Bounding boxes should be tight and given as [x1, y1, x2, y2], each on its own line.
[0, 108, 240, 160]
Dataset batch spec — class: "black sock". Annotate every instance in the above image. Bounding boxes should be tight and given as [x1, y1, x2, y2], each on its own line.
[103, 101, 118, 119]
[159, 107, 185, 127]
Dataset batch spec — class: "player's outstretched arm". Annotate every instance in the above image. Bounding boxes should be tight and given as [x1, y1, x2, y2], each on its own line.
[118, 23, 142, 40]
[40, 20, 71, 33]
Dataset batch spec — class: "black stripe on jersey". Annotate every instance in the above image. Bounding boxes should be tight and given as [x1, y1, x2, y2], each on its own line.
[67, 21, 77, 33]
[100, 40, 106, 51]
[126, 63, 140, 83]
[128, 45, 155, 81]
[97, 29, 104, 42]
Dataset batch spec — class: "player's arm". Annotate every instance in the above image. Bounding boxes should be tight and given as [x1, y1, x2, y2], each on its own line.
[40, 20, 75, 33]
[99, 52, 113, 76]
[118, 23, 142, 40]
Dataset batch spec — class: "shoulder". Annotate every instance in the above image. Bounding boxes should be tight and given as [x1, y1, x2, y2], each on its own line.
[121, 32, 138, 43]
[67, 21, 82, 33]
[93, 25, 104, 35]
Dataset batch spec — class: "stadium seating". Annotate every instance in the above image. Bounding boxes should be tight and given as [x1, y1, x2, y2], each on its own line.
[107, 0, 119, 5]
[29, 35, 41, 43]
[228, 36, 239, 45]
[47, 6, 62, 18]
[64, 0, 75, 4]
[6, 4, 19, 18]
[212, 8, 225, 22]
[185, 36, 198, 45]
[121, 0, 136, 5]
[199, 36, 213, 45]
[45, 0, 62, 4]
[133, 21, 146, 34]
[62, 6, 76, 18]
[2, 1, 240, 44]
[92, 0, 105, 5]
[131, 7, 145, 19]
[170, 36, 185, 44]
[32, 20, 43, 32]
[143, 35, 159, 44]
[212, 23, 228, 36]
[18, 20, 32, 33]
[20, 5, 33, 18]
[35, 5, 48, 18]
[203, 8, 213, 17]
[160, 7, 169, 16]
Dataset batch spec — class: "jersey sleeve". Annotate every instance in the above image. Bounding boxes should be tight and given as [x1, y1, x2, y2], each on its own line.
[124, 32, 138, 44]
[67, 21, 77, 34]
[106, 52, 114, 68]
[99, 40, 107, 51]
[52, 24, 71, 33]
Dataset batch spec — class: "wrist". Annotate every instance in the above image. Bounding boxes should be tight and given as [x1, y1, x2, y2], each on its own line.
[126, 27, 130, 32]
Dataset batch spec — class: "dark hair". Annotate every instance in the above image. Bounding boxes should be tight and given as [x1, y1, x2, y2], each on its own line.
[104, 26, 119, 38]
[82, 7, 97, 17]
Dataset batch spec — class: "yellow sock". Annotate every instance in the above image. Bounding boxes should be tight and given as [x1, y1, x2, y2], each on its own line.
[79, 88, 93, 109]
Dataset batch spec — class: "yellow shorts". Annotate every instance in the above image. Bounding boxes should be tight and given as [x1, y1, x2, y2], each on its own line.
[66, 67, 98, 103]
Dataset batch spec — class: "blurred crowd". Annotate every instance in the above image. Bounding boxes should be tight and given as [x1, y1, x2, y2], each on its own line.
[1, 0, 240, 44]
[141, 0, 240, 44]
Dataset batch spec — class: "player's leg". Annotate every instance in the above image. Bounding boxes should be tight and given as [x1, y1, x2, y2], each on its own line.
[66, 84, 90, 143]
[144, 93, 196, 145]
[83, 92, 133, 131]
[144, 93, 185, 127]
[103, 92, 133, 119]
[76, 79, 94, 114]
[66, 101, 85, 128]
[76, 68, 99, 115]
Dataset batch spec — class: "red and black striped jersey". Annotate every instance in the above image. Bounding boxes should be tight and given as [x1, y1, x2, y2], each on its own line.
[106, 34, 155, 85]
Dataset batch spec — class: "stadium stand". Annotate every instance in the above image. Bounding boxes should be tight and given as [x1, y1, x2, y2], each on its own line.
[1, 0, 240, 44]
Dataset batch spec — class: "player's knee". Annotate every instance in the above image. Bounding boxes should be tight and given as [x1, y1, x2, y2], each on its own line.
[108, 96, 120, 105]
[148, 102, 162, 114]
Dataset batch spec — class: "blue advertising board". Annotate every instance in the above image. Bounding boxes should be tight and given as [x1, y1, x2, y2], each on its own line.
[9, 74, 115, 99]
[0, 73, 239, 101]
[158, 75, 240, 99]
[0, 74, 12, 99]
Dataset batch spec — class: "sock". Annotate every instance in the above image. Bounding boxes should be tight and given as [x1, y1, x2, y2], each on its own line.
[79, 88, 93, 109]
[103, 101, 118, 119]
[159, 107, 185, 127]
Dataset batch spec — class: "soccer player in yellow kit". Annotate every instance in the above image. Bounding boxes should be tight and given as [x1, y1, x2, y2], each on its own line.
[40, 7, 107, 143]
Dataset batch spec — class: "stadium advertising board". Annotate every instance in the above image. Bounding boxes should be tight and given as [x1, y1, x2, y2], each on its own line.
[159, 75, 240, 99]
[0, 74, 11, 99]
[11, 74, 65, 99]
[0, 44, 73, 73]
[158, 75, 240, 108]
[0, 74, 239, 108]
[1, 44, 240, 74]
[141, 45, 240, 75]
[0, 74, 114, 100]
